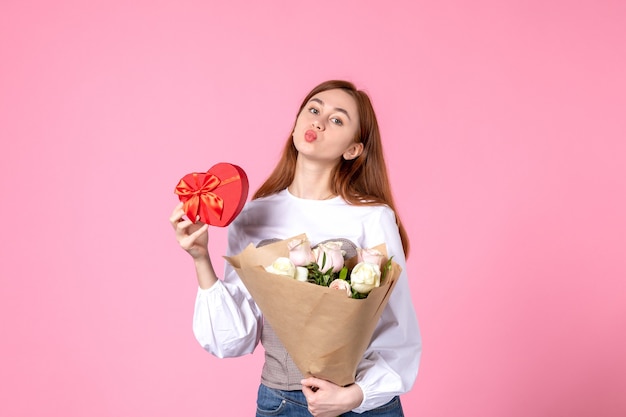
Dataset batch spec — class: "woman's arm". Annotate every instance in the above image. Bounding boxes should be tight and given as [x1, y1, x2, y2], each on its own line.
[352, 207, 422, 412]
[170, 202, 263, 357]
[300, 207, 421, 415]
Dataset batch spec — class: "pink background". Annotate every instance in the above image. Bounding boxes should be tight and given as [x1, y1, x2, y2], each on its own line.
[1, 1, 625, 416]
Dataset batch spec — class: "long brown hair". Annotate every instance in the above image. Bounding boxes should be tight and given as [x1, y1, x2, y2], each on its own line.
[253, 80, 410, 257]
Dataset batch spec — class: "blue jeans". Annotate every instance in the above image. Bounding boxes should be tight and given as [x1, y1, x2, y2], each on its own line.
[255, 384, 404, 417]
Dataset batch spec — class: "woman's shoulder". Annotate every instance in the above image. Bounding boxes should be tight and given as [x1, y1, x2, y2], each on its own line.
[231, 190, 288, 223]
[357, 203, 397, 224]
[346, 198, 395, 216]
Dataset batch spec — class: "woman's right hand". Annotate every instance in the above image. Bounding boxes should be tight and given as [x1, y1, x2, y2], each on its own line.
[169, 202, 210, 260]
[170, 202, 218, 289]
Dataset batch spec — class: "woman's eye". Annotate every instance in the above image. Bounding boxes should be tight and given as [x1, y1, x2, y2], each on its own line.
[309, 107, 319, 115]
[331, 117, 343, 126]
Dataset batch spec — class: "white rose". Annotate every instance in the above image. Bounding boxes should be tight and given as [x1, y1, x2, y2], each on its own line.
[265, 257, 296, 278]
[329, 279, 352, 297]
[350, 262, 381, 294]
[295, 266, 309, 282]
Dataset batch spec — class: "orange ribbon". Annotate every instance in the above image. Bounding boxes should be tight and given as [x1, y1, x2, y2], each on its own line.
[174, 173, 239, 223]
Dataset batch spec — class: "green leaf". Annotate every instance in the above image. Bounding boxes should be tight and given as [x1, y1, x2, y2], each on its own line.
[339, 266, 348, 281]
[351, 289, 368, 299]
[381, 256, 394, 282]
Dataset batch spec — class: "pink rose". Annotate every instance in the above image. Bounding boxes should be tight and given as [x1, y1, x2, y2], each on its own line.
[288, 238, 315, 267]
[329, 279, 352, 297]
[313, 241, 345, 273]
[357, 247, 384, 268]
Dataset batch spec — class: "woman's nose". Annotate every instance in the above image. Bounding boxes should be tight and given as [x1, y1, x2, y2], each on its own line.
[312, 119, 324, 130]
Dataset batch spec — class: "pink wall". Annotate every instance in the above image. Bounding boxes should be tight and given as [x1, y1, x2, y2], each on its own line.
[1, 1, 625, 416]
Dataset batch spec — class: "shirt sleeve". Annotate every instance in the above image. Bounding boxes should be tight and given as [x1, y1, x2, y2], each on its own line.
[192, 217, 263, 358]
[352, 207, 422, 413]
[192, 279, 263, 358]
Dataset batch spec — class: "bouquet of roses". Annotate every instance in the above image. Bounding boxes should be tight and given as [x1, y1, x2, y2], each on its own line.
[265, 237, 393, 299]
[224, 234, 401, 386]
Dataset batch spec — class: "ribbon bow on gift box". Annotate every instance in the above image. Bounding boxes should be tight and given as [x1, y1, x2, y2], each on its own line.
[174, 163, 249, 227]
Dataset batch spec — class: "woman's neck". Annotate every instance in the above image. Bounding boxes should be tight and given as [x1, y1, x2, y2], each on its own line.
[288, 159, 336, 200]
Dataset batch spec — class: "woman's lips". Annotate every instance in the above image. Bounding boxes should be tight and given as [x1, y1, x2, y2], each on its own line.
[305, 130, 317, 142]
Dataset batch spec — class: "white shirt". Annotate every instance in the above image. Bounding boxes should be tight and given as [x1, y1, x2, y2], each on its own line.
[193, 189, 422, 413]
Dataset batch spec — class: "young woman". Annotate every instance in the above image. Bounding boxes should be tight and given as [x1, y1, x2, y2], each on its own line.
[170, 80, 422, 417]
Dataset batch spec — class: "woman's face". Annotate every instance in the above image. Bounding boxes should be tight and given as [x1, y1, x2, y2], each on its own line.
[292, 89, 363, 164]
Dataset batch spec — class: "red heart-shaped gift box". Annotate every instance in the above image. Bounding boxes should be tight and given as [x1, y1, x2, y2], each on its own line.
[175, 163, 249, 227]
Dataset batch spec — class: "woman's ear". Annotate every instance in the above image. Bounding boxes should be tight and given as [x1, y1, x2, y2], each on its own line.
[343, 143, 364, 161]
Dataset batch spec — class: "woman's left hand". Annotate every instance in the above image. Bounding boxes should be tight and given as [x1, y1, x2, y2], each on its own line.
[300, 377, 363, 417]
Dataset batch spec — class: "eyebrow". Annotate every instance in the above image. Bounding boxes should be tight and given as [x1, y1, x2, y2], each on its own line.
[309, 98, 352, 121]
